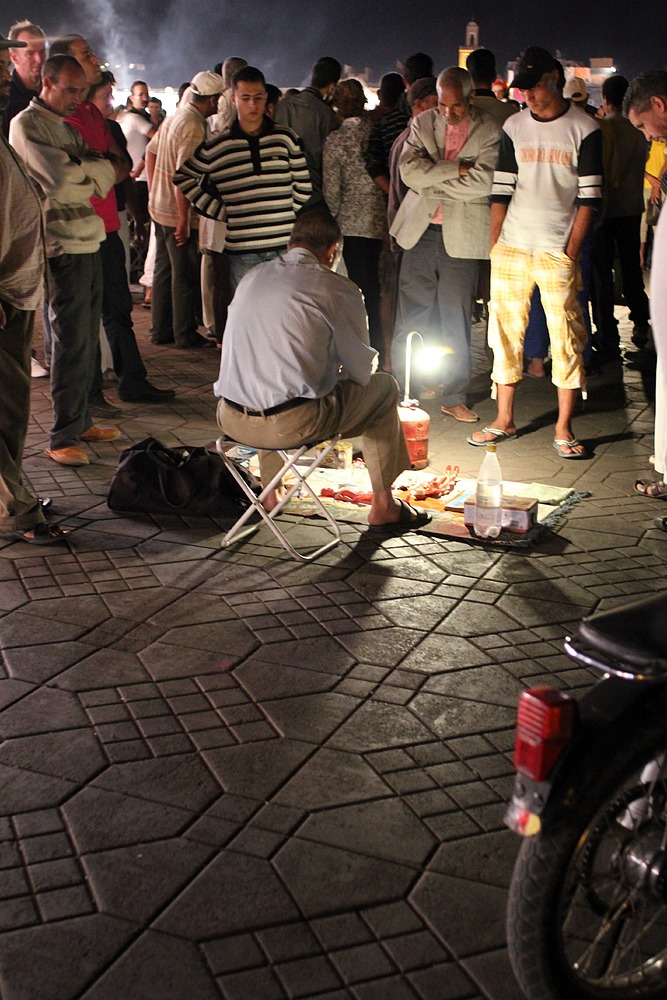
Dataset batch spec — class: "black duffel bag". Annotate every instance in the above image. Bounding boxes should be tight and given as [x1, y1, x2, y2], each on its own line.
[107, 437, 259, 517]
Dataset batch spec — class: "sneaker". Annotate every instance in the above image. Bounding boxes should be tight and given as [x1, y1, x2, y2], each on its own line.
[30, 356, 49, 378]
[79, 426, 121, 442]
[45, 446, 89, 466]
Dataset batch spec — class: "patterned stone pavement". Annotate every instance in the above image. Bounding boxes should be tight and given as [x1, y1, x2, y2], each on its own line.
[0, 295, 665, 1000]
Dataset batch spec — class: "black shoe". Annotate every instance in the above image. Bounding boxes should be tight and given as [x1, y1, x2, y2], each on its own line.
[119, 383, 176, 403]
[150, 335, 175, 345]
[176, 333, 215, 349]
[631, 324, 652, 349]
[89, 397, 122, 418]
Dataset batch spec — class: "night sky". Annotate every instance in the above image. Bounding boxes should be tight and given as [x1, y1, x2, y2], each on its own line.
[11, 0, 666, 90]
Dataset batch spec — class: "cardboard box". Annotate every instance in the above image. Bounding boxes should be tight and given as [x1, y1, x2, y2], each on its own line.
[463, 495, 538, 533]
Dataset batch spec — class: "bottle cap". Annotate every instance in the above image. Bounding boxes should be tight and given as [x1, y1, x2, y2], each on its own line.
[486, 443, 496, 452]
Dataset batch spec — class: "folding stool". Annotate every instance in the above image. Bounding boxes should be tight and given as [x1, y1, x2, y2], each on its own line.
[215, 434, 343, 562]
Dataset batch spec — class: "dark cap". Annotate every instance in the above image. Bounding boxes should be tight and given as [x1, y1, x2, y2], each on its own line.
[0, 33, 27, 51]
[407, 76, 437, 108]
[513, 46, 556, 90]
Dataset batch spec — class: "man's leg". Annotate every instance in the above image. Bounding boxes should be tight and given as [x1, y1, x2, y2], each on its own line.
[100, 231, 149, 396]
[613, 216, 650, 329]
[0, 302, 45, 532]
[435, 246, 478, 409]
[48, 252, 101, 450]
[169, 231, 201, 347]
[150, 223, 174, 344]
[469, 244, 532, 444]
[537, 251, 588, 455]
[392, 228, 440, 393]
[225, 250, 280, 297]
[217, 374, 415, 524]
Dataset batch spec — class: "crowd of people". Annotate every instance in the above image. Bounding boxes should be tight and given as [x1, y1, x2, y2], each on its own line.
[1, 21, 666, 542]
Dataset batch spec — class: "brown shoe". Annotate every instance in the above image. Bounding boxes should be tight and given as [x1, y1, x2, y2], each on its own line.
[45, 446, 89, 466]
[441, 405, 480, 423]
[80, 426, 121, 442]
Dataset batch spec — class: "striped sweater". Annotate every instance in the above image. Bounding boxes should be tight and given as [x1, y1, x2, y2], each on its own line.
[174, 117, 312, 253]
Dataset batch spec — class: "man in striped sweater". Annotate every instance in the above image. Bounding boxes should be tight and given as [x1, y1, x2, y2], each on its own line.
[174, 66, 312, 293]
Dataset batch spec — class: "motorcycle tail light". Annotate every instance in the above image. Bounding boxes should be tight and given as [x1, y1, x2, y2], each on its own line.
[514, 687, 576, 781]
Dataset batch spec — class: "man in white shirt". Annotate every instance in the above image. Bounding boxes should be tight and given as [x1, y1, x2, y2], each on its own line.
[215, 209, 429, 530]
[469, 46, 603, 458]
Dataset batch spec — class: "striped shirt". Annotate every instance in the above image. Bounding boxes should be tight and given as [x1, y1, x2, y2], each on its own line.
[491, 103, 602, 253]
[174, 117, 312, 253]
[147, 103, 207, 228]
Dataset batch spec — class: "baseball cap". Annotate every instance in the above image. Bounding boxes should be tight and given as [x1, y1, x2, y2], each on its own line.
[190, 71, 224, 97]
[0, 33, 27, 50]
[513, 47, 557, 90]
[563, 77, 589, 101]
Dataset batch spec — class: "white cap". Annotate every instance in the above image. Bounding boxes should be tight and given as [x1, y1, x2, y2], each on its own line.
[190, 71, 225, 97]
[564, 77, 589, 101]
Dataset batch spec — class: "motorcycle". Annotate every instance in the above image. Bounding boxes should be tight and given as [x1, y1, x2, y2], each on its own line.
[504, 589, 667, 1000]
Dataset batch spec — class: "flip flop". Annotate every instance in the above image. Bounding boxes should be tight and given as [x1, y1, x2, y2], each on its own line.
[655, 517, 667, 532]
[553, 438, 589, 460]
[369, 498, 432, 533]
[635, 479, 667, 499]
[467, 427, 517, 447]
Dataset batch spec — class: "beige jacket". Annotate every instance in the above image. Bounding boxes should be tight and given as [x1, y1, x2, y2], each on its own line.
[391, 105, 501, 259]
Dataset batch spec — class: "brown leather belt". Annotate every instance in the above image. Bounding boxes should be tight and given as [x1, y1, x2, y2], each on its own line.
[223, 396, 311, 417]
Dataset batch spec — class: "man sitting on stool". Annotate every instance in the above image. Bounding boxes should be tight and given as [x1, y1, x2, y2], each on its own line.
[214, 209, 430, 531]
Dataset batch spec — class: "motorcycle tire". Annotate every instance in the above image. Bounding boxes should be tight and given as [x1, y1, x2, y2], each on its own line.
[507, 712, 667, 1000]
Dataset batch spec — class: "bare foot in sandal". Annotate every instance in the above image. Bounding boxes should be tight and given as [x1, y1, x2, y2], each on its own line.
[635, 479, 667, 499]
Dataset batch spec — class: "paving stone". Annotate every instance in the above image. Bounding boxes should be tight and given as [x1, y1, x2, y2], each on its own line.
[351, 975, 421, 999]
[410, 872, 507, 956]
[329, 942, 395, 983]
[399, 635, 492, 674]
[217, 964, 285, 1000]
[408, 962, 479, 999]
[203, 738, 313, 798]
[79, 929, 220, 1000]
[329, 701, 436, 752]
[264, 692, 360, 743]
[0, 914, 136, 1000]
[275, 748, 391, 810]
[0, 764, 78, 814]
[92, 755, 221, 810]
[0, 687, 88, 738]
[274, 839, 417, 916]
[336, 628, 426, 667]
[312, 912, 375, 949]
[297, 798, 436, 866]
[201, 933, 266, 973]
[410, 692, 516, 739]
[62, 786, 194, 852]
[155, 851, 300, 936]
[422, 665, 524, 708]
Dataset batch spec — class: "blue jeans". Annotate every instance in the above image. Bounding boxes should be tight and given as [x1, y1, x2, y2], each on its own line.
[225, 250, 281, 294]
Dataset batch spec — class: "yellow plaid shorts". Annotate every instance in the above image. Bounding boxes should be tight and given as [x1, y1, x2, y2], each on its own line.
[488, 243, 587, 390]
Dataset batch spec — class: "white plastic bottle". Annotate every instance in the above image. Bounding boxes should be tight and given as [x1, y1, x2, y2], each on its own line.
[474, 444, 503, 539]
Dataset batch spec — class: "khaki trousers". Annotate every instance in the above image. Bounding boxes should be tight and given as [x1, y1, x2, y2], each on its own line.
[217, 372, 410, 494]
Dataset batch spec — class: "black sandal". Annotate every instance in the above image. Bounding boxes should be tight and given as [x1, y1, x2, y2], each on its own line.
[18, 523, 69, 545]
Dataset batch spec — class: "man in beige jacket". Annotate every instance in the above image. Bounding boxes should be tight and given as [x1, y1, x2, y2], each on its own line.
[391, 66, 501, 421]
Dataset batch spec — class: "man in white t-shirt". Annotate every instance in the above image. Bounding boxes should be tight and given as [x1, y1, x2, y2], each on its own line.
[469, 46, 603, 459]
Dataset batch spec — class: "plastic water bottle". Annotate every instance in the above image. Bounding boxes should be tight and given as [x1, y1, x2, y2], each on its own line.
[474, 444, 503, 539]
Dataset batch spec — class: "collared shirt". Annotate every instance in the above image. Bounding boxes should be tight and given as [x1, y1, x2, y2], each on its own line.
[147, 103, 207, 228]
[174, 117, 311, 253]
[431, 115, 470, 225]
[0, 132, 44, 309]
[214, 247, 377, 408]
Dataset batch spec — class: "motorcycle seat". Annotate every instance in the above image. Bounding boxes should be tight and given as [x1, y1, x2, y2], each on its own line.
[575, 591, 667, 679]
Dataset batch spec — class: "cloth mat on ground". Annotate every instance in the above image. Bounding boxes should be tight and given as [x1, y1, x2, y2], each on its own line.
[281, 468, 590, 548]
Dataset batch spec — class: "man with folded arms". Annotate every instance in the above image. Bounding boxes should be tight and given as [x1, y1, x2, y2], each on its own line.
[10, 54, 126, 465]
[215, 210, 430, 531]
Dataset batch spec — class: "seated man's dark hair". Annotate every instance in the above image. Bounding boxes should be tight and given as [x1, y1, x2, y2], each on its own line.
[602, 74, 629, 109]
[232, 65, 266, 88]
[403, 52, 433, 85]
[466, 48, 497, 86]
[311, 57, 342, 90]
[42, 54, 82, 81]
[290, 208, 341, 254]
